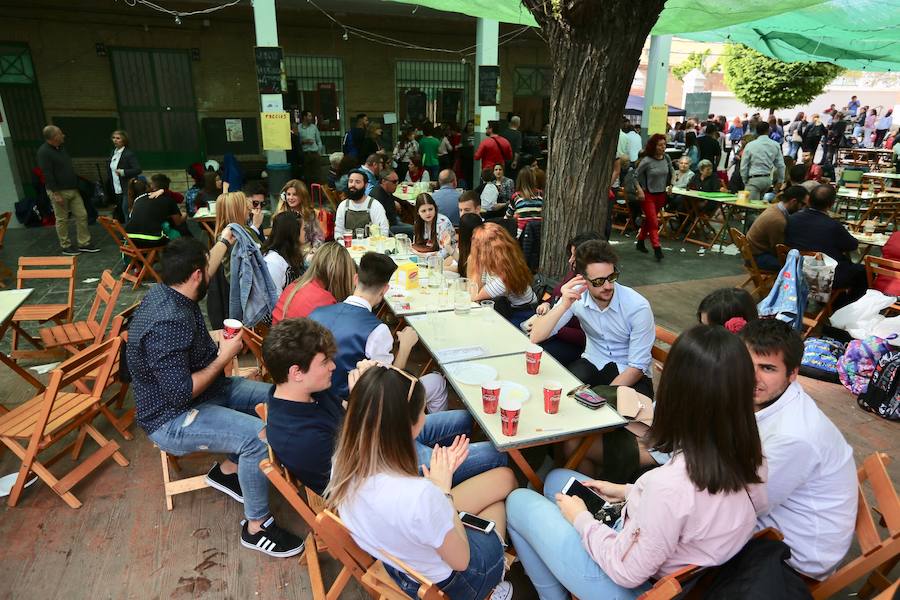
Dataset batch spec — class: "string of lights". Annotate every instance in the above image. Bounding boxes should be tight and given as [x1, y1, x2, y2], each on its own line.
[117, 0, 243, 24]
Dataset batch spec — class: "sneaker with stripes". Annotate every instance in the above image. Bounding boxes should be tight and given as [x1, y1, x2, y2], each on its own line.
[240, 516, 304, 558]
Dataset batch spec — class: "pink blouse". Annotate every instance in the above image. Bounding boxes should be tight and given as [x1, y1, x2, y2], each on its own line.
[573, 453, 768, 589]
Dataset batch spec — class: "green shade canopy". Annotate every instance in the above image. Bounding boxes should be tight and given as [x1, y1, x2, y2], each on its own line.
[384, 0, 900, 70]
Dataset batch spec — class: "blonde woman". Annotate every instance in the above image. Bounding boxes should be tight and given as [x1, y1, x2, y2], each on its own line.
[271, 241, 356, 324]
[326, 365, 516, 600]
[276, 179, 325, 257]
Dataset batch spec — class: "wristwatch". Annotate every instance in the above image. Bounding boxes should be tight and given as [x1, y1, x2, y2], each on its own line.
[217, 236, 233, 250]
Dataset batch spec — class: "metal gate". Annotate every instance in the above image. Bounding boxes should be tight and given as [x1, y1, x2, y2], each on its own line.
[110, 48, 199, 169]
[395, 60, 470, 128]
[0, 43, 46, 190]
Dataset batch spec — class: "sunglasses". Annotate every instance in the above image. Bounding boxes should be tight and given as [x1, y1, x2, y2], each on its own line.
[582, 268, 619, 287]
[251, 200, 264, 208]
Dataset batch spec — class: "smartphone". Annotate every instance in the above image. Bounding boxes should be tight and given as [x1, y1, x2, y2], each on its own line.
[561, 477, 607, 516]
[459, 512, 495, 534]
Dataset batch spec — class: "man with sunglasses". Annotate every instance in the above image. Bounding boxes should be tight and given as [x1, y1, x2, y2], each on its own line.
[530, 240, 655, 399]
[369, 167, 414, 236]
[243, 182, 267, 242]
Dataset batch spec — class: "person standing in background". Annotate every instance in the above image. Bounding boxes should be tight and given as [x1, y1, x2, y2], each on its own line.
[36, 125, 100, 255]
[299, 110, 324, 185]
[108, 129, 142, 223]
[500, 116, 523, 177]
[875, 109, 893, 148]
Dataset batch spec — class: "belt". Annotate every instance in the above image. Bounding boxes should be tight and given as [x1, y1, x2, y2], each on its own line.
[749, 173, 772, 178]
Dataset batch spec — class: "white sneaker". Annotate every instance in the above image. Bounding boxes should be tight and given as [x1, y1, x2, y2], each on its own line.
[490, 581, 513, 600]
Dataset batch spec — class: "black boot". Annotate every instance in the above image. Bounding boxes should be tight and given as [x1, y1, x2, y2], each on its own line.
[654, 246, 664, 261]
[636, 239, 648, 254]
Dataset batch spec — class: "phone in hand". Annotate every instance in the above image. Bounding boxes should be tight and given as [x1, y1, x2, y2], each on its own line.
[459, 512, 495, 534]
[561, 477, 607, 516]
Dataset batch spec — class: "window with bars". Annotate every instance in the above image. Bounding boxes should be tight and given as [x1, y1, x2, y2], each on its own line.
[0, 44, 36, 85]
[513, 66, 552, 97]
[284, 55, 345, 140]
[395, 60, 469, 128]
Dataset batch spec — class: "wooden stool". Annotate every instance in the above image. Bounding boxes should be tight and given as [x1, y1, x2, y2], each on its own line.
[157, 447, 209, 510]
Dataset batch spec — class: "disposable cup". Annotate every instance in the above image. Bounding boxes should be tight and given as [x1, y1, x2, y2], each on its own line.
[543, 380, 562, 414]
[499, 396, 522, 436]
[525, 344, 543, 375]
[222, 318, 242, 339]
[343, 232, 353, 248]
[481, 381, 501, 414]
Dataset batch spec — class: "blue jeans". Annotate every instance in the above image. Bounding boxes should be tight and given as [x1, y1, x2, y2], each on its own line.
[384, 525, 505, 599]
[415, 410, 507, 486]
[148, 377, 271, 520]
[507, 468, 651, 600]
[788, 140, 801, 159]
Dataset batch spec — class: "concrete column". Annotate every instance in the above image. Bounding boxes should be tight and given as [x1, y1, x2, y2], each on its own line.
[252, 0, 286, 165]
[0, 95, 23, 228]
[474, 18, 499, 179]
[641, 34, 672, 143]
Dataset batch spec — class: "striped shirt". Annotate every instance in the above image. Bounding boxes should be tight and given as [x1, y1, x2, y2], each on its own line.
[482, 273, 537, 307]
[505, 192, 544, 232]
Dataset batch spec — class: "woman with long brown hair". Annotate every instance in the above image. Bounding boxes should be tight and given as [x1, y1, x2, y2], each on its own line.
[634, 133, 674, 261]
[467, 222, 537, 327]
[444, 212, 484, 277]
[196, 170, 222, 211]
[271, 241, 356, 324]
[505, 166, 543, 235]
[412, 193, 456, 258]
[275, 179, 324, 255]
[326, 365, 516, 600]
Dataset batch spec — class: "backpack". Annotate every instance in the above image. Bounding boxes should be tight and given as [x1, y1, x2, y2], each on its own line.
[856, 350, 900, 421]
[700, 537, 812, 599]
[838, 336, 896, 395]
[800, 337, 846, 383]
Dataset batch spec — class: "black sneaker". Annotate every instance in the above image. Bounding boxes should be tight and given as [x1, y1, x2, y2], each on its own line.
[61, 246, 80, 256]
[204, 462, 244, 503]
[240, 515, 305, 557]
[78, 243, 101, 253]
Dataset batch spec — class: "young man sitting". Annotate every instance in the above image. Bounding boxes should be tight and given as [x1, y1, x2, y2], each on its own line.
[745, 185, 807, 272]
[740, 319, 857, 580]
[458, 190, 483, 218]
[309, 252, 507, 484]
[127, 237, 303, 558]
[334, 169, 390, 239]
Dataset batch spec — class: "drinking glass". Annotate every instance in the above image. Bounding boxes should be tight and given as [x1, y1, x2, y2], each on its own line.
[354, 227, 365, 240]
[427, 255, 443, 288]
[454, 277, 471, 315]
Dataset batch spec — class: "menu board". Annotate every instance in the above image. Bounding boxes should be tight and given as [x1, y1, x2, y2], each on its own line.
[478, 65, 500, 107]
[255, 46, 283, 94]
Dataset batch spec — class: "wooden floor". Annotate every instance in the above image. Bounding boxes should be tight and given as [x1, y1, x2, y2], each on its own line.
[0, 225, 897, 598]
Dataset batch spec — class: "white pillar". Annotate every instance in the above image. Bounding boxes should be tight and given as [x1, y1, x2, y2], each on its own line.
[0, 95, 23, 228]
[642, 35, 672, 143]
[252, 0, 286, 165]
[474, 18, 499, 179]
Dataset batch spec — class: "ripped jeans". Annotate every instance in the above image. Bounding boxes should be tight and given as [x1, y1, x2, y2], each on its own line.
[148, 377, 271, 520]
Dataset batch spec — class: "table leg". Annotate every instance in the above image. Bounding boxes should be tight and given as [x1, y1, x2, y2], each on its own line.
[0, 317, 46, 392]
[199, 221, 216, 248]
[507, 448, 545, 493]
[563, 434, 600, 472]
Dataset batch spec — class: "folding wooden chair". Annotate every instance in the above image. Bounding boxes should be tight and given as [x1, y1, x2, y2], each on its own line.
[809, 452, 900, 599]
[0, 211, 12, 288]
[610, 199, 636, 235]
[635, 528, 784, 600]
[774, 245, 848, 338]
[97, 216, 162, 290]
[96, 302, 142, 440]
[0, 336, 128, 508]
[37, 269, 123, 356]
[315, 509, 449, 600]
[236, 326, 271, 383]
[10, 256, 77, 361]
[651, 325, 677, 369]
[864, 255, 900, 314]
[730, 227, 776, 300]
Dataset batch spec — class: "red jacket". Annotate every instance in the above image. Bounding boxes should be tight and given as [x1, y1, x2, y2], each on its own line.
[474, 135, 512, 170]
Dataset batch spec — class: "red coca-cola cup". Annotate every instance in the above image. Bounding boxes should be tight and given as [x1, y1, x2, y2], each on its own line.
[481, 381, 501, 414]
[222, 318, 243, 339]
[543, 380, 562, 414]
[499, 397, 522, 437]
[343, 232, 353, 248]
[525, 344, 543, 375]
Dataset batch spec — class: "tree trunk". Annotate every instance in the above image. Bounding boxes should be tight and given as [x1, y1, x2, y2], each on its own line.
[522, 0, 666, 278]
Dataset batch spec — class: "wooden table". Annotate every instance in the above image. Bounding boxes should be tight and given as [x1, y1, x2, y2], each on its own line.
[0, 288, 45, 392]
[406, 307, 532, 363]
[675, 188, 768, 249]
[863, 172, 900, 183]
[191, 207, 217, 247]
[442, 352, 626, 492]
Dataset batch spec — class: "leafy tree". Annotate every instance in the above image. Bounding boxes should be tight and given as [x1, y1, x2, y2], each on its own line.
[672, 49, 721, 81]
[522, 0, 666, 277]
[722, 43, 844, 114]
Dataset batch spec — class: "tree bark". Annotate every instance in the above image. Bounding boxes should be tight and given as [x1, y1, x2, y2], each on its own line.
[522, 0, 666, 278]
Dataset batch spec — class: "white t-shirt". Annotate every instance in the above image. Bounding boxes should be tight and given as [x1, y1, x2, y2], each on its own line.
[110, 147, 125, 195]
[483, 273, 536, 307]
[339, 472, 456, 582]
[263, 251, 290, 293]
[480, 183, 500, 211]
[334, 196, 390, 239]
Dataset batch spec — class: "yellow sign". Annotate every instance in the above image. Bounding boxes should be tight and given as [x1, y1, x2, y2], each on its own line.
[260, 111, 291, 150]
[647, 105, 668, 137]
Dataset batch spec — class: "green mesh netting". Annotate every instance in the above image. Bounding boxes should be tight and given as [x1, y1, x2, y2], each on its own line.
[384, 0, 900, 70]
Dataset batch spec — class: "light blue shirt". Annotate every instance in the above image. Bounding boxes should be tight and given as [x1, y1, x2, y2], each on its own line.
[550, 282, 655, 377]
[431, 185, 462, 226]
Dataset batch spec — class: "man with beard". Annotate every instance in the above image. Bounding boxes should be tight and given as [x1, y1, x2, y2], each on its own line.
[126, 235, 304, 558]
[333, 169, 390, 239]
[745, 184, 807, 271]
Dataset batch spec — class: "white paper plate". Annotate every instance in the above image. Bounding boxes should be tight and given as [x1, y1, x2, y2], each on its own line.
[445, 362, 498, 386]
[499, 380, 531, 403]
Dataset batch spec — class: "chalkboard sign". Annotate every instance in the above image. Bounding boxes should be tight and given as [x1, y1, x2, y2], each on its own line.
[478, 66, 500, 107]
[684, 92, 712, 121]
[255, 46, 283, 94]
[201, 117, 260, 156]
[404, 90, 427, 125]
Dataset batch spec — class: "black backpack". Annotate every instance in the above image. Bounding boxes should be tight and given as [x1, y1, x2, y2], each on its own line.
[857, 350, 900, 421]
[700, 537, 812, 599]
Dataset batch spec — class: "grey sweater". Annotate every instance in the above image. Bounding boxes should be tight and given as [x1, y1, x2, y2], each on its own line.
[36, 142, 78, 191]
[635, 155, 674, 194]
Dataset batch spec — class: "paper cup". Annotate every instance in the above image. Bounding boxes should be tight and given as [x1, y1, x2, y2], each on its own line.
[342, 232, 353, 248]
[222, 319, 242, 339]
[525, 344, 543, 375]
[499, 396, 522, 436]
[481, 381, 501, 414]
[543, 380, 562, 414]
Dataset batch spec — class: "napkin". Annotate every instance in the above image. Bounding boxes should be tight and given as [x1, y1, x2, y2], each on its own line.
[434, 346, 487, 362]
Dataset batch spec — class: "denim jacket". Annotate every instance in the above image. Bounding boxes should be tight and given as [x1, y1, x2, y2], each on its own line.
[228, 223, 278, 326]
[758, 249, 808, 330]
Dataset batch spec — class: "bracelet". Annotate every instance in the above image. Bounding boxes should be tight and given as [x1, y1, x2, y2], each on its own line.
[217, 237, 232, 250]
